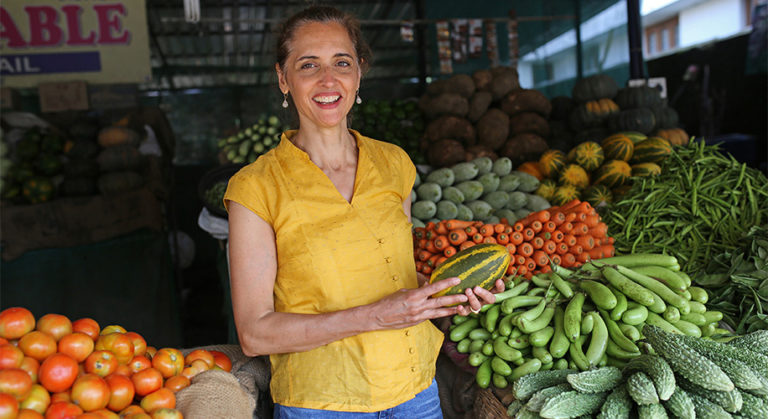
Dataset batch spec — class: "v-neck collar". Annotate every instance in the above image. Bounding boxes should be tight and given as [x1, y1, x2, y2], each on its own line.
[278, 129, 367, 205]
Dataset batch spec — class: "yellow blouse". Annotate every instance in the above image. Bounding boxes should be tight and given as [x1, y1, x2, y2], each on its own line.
[223, 129, 444, 412]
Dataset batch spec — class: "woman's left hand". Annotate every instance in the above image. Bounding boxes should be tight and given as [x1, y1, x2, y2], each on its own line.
[455, 278, 506, 316]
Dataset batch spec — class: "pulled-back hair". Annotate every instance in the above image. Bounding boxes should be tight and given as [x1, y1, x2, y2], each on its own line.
[275, 5, 372, 73]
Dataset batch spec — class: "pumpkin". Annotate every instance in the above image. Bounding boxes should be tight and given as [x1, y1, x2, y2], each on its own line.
[567, 99, 618, 131]
[517, 161, 545, 181]
[571, 141, 605, 171]
[429, 243, 510, 298]
[97, 126, 140, 148]
[535, 179, 558, 201]
[558, 164, 590, 189]
[654, 128, 689, 146]
[607, 108, 656, 134]
[631, 137, 673, 164]
[538, 149, 567, 179]
[22, 176, 55, 204]
[571, 74, 619, 102]
[614, 86, 663, 109]
[551, 184, 582, 206]
[592, 160, 632, 188]
[651, 106, 679, 130]
[96, 144, 146, 172]
[583, 184, 614, 207]
[631, 162, 662, 177]
[601, 134, 635, 161]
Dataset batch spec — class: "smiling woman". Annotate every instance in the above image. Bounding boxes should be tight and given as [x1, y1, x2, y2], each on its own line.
[222, 5, 503, 418]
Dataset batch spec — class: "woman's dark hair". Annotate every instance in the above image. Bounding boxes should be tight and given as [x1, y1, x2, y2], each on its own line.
[275, 6, 372, 73]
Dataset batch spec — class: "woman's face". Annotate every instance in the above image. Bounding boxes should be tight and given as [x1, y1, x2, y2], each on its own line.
[277, 21, 361, 129]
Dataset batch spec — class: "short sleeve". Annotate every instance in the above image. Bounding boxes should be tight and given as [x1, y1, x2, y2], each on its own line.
[223, 167, 273, 225]
[396, 147, 417, 201]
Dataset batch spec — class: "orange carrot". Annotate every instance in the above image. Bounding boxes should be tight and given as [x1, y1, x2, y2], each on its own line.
[584, 214, 600, 228]
[415, 260, 424, 271]
[465, 226, 479, 236]
[505, 243, 517, 255]
[551, 253, 564, 267]
[427, 253, 442, 268]
[443, 246, 457, 258]
[602, 244, 615, 257]
[531, 236, 544, 250]
[524, 257, 537, 271]
[506, 263, 520, 276]
[425, 221, 437, 231]
[577, 252, 591, 264]
[435, 222, 449, 236]
[551, 231, 564, 243]
[565, 201, 591, 214]
[588, 247, 605, 260]
[572, 212, 588, 223]
[510, 231, 524, 245]
[425, 240, 438, 254]
[577, 235, 595, 250]
[433, 235, 450, 251]
[532, 251, 549, 267]
[413, 227, 427, 240]
[543, 221, 557, 233]
[564, 212, 577, 222]
[425, 230, 436, 240]
[417, 249, 433, 262]
[606, 236, 615, 245]
[539, 265, 552, 274]
[560, 222, 574, 234]
[571, 245, 584, 255]
[435, 256, 448, 267]
[517, 265, 529, 277]
[421, 265, 433, 275]
[483, 236, 498, 244]
[559, 199, 582, 212]
[523, 228, 536, 242]
[448, 229, 468, 246]
[556, 242, 569, 255]
[512, 222, 525, 232]
[459, 241, 476, 251]
[563, 234, 577, 247]
[530, 220, 543, 233]
[499, 218, 510, 225]
[480, 224, 495, 237]
[494, 223, 506, 234]
[503, 225, 514, 234]
[515, 255, 526, 266]
[472, 233, 484, 243]
[417, 238, 428, 249]
[543, 240, 557, 254]
[550, 211, 566, 225]
[590, 222, 608, 238]
[518, 242, 534, 257]
[496, 233, 510, 245]
[572, 222, 589, 236]
[445, 219, 475, 230]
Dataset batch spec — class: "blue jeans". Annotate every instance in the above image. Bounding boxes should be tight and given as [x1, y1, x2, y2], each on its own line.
[273, 378, 442, 419]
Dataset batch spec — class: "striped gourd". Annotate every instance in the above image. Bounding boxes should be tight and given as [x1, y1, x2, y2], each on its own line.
[582, 184, 613, 207]
[538, 149, 567, 179]
[551, 184, 582, 206]
[429, 243, 510, 298]
[631, 162, 662, 177]
[601, 134, 635, 161]
[593, 160, 632, 188]
[631, 137, 673, 164]
[622, 131, 648, 144]
[535, 179, 558, 201]
[571, 141, 605, 171]
[558, 164, 590, 189]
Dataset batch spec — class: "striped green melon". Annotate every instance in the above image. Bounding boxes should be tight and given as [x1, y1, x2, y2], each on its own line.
[593, 160, 632, 188]
[571, 141, 605, 171]
[551, 184, 582, 206]
[535, 179, 558, 201]
[601, 134, 635, 161]
[631, 162, 662, 177]
[538, 149, 567, 179]
[430, 243, 511, 298]
[558, 164, 590, 189]
[583, 184, 613, 207]
[619, 131, 648, 144]
[631, 137, 672, 164]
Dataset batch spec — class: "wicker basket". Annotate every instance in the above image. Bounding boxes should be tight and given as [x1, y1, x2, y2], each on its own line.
[472, 387, 508, 419]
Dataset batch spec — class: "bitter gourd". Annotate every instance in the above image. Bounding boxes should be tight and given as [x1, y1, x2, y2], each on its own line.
[596, 384, 633, 419]
[623, 354, 675, 400]
[539, 390, 608, 419]
[663, 386, 695, 419]
[513, 368, 577, 401]
[566, 367, 624, 394]
[627, 371, 659, 405]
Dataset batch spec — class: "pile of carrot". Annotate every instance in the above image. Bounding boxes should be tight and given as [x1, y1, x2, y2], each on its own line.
[412, 199, 615, 279]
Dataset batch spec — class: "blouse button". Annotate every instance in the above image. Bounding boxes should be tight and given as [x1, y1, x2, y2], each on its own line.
[411, 367, 416, 372]
[378, 238, 384, 244]
[409, 348, 415, 354]
[384, 257, 392, 263]
[392, 275, 399, 281]
[405, 330, 411, 336]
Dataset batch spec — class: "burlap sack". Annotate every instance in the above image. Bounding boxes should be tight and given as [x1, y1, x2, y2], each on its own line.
[176, 369, 256, 419]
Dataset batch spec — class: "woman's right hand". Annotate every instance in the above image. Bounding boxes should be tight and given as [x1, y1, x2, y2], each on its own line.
[368, 277, 469, 330]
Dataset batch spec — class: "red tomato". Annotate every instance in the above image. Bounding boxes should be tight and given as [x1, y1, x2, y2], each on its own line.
[39, 353, 79, 393]
[111, 364, 132, 377]
[0, 337, 7, 345]
[150, 408, 183, 419]
[94, 334, 133, 365]
[43, 401, 82, 419]
[19, 331, 58, 362]
[71, 319, 100, 342]
[70, 374, 110, 412]
[128, 355, 152, 374]
[20, 356, 40, 383]
[144, 347, 157, 360]
[35, 314, 72, 342]
[151, 349, 183, 378]
[57, 333, 94, 364]
[119, 405, 145, 415]
[89, 408, 119, 419]
[17, 408, 44, 419]
[83, 351, 117, 378]
[0, 393, 19, 419]
[209, 350, 232, 372]
[184, 349, 214, 369]
[130, 367, 163, 397]
[0, 307, 36, 340]
[19, 383, 50, 414]
[163, 375, 189, 393]
[49, 393, 70, 404]
[139, 388, 175, 413]
[98, 326, 125, 336]
[104, 374, 134, 412]
[73, 413, 104, 419]
[0, 343, 25, 369]
[0, 368, 33, 401]
[123, 332, 146, 357]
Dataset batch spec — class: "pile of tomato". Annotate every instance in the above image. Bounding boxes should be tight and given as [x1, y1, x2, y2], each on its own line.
[0, 307, 233, 419]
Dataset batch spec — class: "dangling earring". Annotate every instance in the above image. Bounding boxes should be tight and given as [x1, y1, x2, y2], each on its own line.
[282, 92, 289, 108]
[355, 90, 362, 105]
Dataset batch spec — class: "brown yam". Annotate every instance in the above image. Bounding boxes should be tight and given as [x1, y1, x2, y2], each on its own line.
[476, 109, 510, 151]
[420, 93, 469, 119]
[446, 74, 476, 98]
[426, 79, 450, 96]
[472, 69, 493, 92]
[499, 89, 552, 117]
[490, 72, 520, 101]
[427, 139, 466, 168]
[465, 144, 498, 162]
[490, 66, 519, 79]
[467, 91, 493, 122]
[509, 112, 551, 138]
[500, 133, 548, 164]
[424, 115, 476, 145]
